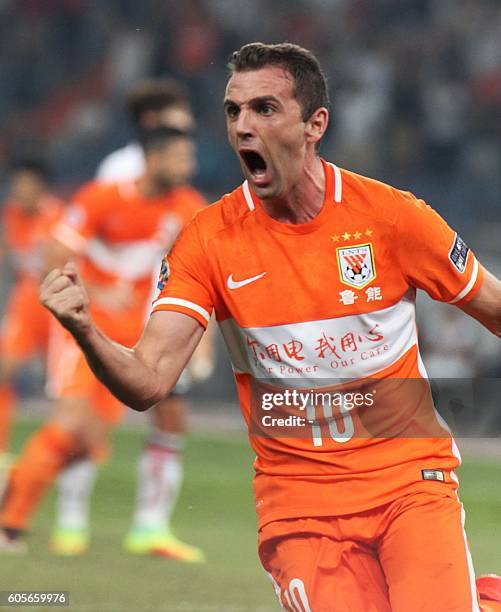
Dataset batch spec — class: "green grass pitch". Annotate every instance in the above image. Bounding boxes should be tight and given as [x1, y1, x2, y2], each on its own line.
[0, 420, 499, 611]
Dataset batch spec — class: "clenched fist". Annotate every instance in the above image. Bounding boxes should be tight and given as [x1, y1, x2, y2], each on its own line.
[40, 262, 92, 337]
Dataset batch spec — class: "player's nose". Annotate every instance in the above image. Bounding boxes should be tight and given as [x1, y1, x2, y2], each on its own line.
[235, 108, 255, 140]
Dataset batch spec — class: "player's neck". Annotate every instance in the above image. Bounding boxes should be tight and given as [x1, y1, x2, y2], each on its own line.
[260, 155, 325, 225]
[15, 199, 41, 216]
[137, 176, 172, 199]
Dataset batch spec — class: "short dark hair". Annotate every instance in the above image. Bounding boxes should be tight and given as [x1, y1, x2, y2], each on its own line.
[227, 42, 330, 121]
[126, 79, 190, 126]
[138, 126, 190, 153]
[9, 158, 51, 183]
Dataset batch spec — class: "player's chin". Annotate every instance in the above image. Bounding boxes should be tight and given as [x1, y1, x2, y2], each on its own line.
[253, 184, 279, 202]
[247, 174, 277, 198]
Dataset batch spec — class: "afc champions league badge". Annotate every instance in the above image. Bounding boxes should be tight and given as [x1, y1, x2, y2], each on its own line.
[336, 243, 376, 289]
[157, 255, 170, 292]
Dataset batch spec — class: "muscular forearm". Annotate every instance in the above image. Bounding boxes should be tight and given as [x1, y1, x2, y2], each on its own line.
[460, 269, 501, 339]
[74, 324, 168, 411]
[40, 263, 169, 410]
[41, 264, 203, 410]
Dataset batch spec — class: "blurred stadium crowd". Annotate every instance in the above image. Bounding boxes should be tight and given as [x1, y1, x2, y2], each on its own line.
[0, 0, 500, 428]
[1, 0, 501, 202]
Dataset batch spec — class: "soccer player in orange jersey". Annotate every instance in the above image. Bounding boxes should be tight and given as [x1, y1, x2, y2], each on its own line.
[92, 79, 211, 561]
[0, 160, 62, 472]
[0, 127, 207, 557]
[49, 80, 210, 560]
[37, 43, 501, 610]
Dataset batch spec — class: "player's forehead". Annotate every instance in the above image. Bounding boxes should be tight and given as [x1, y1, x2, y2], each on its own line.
[224, 65, 295, 105]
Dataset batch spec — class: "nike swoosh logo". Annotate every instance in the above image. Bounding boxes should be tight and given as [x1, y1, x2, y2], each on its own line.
[227, 272, 267, 290]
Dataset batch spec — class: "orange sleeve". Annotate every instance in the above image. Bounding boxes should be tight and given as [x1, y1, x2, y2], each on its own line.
[394, 190, 484, 305]
[151, 215, 213, 329]
[51, 181, 110, 254]
[178, 187, 208, 226]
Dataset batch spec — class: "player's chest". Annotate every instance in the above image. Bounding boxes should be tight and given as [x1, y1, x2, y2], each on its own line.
[212, 221, 407, 326]
[99, 205, 184, 249]
[6, 215, 46, 255]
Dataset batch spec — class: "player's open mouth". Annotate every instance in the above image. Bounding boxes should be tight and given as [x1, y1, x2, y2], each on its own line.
[240, 150, 270, 185]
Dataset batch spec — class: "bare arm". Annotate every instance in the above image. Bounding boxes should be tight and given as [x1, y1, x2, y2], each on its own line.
[188, 317, 216, 381]
[459, 268, 501, 338]
[40, 262, 204, 411]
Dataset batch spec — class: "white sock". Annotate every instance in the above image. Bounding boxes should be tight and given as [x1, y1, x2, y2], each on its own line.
[131, 429, 184, 532]
[56, 458, 98, 531]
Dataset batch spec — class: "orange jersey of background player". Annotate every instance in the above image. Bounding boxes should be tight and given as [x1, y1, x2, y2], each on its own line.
[152, 159, 484, 529]
[53, 179, 206, 346]
[2, 195, 63, 281]
[1, 195, 63, 361]
[47, 179, 206, 424]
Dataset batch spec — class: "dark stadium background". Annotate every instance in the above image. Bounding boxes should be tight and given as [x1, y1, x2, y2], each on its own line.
[0, 1, 499, 610]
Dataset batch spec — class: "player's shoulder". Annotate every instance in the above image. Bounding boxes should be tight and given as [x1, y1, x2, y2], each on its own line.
[68, 180, 123, 220]
[189, 182, 254, 243]
[341, 167, 420, 224]
[171, 185, 208, 208]
[72, 179, 119, 203]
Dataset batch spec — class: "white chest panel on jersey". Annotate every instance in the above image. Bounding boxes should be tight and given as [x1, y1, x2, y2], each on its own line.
[86, 238, 164, 281]
[219, 292, 417, 387]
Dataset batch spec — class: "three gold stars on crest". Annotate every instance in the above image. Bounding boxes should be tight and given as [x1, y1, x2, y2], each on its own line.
[331, 229, 373, 243]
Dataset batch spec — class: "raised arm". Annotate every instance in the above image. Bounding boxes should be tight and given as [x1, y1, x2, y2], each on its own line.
[40, 262, 204, 411]
[459, 268, 501, 338]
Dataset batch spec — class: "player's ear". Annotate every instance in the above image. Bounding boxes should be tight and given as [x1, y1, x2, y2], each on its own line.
[305, 107, 329, 147]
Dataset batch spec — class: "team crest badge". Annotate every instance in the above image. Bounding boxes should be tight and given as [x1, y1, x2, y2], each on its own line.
[156, 255, 170, 291]
[336, 243, 376, 289]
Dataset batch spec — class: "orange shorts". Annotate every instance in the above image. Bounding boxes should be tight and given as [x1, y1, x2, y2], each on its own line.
[46, 323, 125, 425]
[259, 491, 482, 612]
[0, 277, 51, 361]
[46, 297, 148, 425]
[46, 296, 150, 425]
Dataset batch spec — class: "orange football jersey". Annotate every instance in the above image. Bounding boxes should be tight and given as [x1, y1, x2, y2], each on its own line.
[53, 180, 206, 344]
[2, 195, 63, 280]
[152, 159, 483, 528]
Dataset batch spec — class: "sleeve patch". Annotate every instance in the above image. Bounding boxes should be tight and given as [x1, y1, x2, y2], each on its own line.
[156, 255, 170, 291]
[449, 234, 470, 273]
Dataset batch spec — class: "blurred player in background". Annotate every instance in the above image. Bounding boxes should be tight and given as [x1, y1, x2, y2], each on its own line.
[96, 78, 194, 181]
[0, 160, 63, 478]
[93, 79, 212, 560]
[37, 43, 501, 610]
[0, 127, 208, 561]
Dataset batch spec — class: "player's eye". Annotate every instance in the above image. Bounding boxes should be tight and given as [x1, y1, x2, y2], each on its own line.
[258, 103, 275, 116]
[225, 104, 239, 119]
